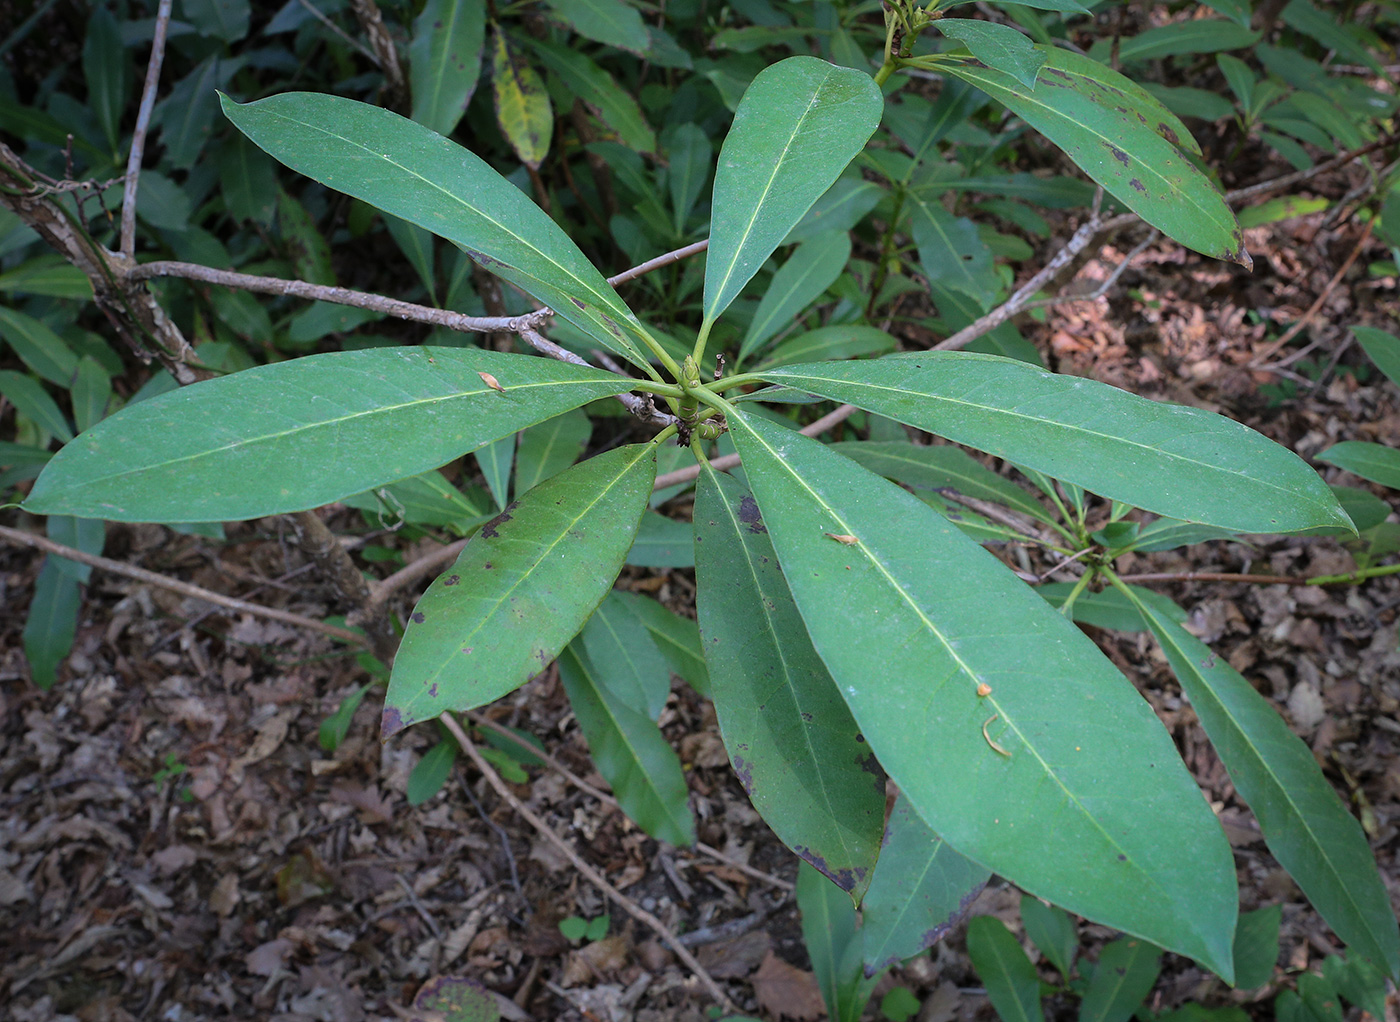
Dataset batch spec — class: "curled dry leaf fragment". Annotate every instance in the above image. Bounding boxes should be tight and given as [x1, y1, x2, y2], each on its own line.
[478, 371, 505, 393]
[824, 533, 858, 545]
[977, 682, 992, 697]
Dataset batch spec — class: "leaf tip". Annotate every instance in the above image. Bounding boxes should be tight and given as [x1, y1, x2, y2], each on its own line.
[381, 704, 407, 741]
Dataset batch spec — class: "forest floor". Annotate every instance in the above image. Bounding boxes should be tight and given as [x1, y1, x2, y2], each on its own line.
[2, 152, 1400, 1022]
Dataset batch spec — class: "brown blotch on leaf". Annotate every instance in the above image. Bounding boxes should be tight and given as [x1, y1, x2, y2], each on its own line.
[794, 846, 866, 893]
[1129, 178, 1146, 192]
[737, 495, 767, 533]
[1157, 123, 1181, 147]
[411, 612, 425, 624]
[569, 297, 586, 310]
[481, 500, 520, 538]
[1105, 142, 1130, 166]
[732, 755, 754, 794]
[443, 574, 461, 586]
[381, 706, 405, 739]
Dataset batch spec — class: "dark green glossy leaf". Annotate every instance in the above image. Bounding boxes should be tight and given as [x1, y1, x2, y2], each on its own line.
[82, 6, 127, 154]
[0, 256, 92, 300]
[833, 440, 1055, 525]
[704, 57, 882, 325]
[760, 326, 896, 369]
[1091, 20, 1259, 63]
[610, 590, 710, 697]
[757, 354, 1350, 534]
[1133, 594, 1400, 980]
[0, 307, 78, 386]
[0, 370, 72, 442]
[1318, 441, 1400, 490]
[968, 916, 1045, 1022]
[385, 443, 656, 736]
[410, 0, 485, 136]
[515, 406, 591, 498]
[1126, 518, 1241, 553]
[407, 737, 458, 805]
[938, 19, 1045, 89]
[1352, 326, 1400, 388]
[219, 132, 278, 225]
[26, 349, 636, 523]
[342, 470, 488, 529]
[626, 511, 694, 568]
[1079, 937, 1161, 1022]
[184, 0, 250, 41]
[695, 465, 883, 898]
[728, 410, 1238, 978]
[220, 92, 652, 368]
[740, 233, 851, 363]
[797, 862, 877, 1022]
[320, 683, 372, 753]
[559, 644, 695, 845]
[581, 590, 671, 720]
[476, 434, 514, 510]
[384, 214, 438, 303]
[71, 357, 112, 434]
[1281, 0, 1383, 74]
[1021, 896, 1077, 977]
[1297, 973, 1344, 1022]
[1233, 905, 1281, 990]
[784, 177, 884, 245]
[156, 57, 221, 170]
[46, 515, 104, 584]
[861, 794, 990, 973]
[667, 123, 711, 232]
[23, 558, 80, 690]
[545, 0, 650, 53]
[910, 196, 1000, 306]
[529, 40, 655, 155]
[1037, 582, 1187, 634]
[946, 50, 1248, 265]
[1321, 953, 1388, 1019]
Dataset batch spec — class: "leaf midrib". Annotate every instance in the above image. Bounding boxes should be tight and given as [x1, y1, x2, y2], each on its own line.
[43, 375, 623, 498]
[734, 415, 1165, 899]
[1147, 608, 1386, 960]
[765, 368, 1330, 518]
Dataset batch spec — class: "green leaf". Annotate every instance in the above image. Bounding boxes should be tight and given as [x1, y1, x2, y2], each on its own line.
[25, 348, 635, 523]
[277, 188, 335, 286]
[0, 256, 92, 300]
[1200, 0, 1252, 26]
[695, 465, 884, 898]
[1352, 326, 1400, 389]
[760, 326, 897, 369]
[938, 19, 1045, 89]
[476, 434, 515, 510]
[320, 683, 372, 753]
[558, 916, 588, 941]
[798, 862, 878, 1022]
[861, 794, 990, 973]
[46, 515, 104, 584]
[23, 558, 81, 690]
[784, 177, 884, 245]
[219, 132, 279, 226]
[1125, 518, 1241, 553]
[882, 988, 922, 1022]
[609, 590, 710, 697]
[491, 28, 552, 170]
[626, 511, 695, 568]
[757, 354, 1351, 534]
[410, 0, 486, 136]
[156, 57, 222, 170]
[581, 590, 671, 720]
[559, 644, 695, 845]
[704, 57, 882, 325]
[740, 233, 852, 363]
[1321, 954, 1388, 1020]
[183, 0, 250, 41]
[0, 307, 78, 387]
[342, 470, 488, 529]
[1297, 973, 1344, 1022]
[727, 410, 1238, 978]
[946, 50, 1248, 266]
[529, 40, 656, 155]
[667, 123, 711, 232]
[1020, 896, 1077, 977]
[909, 197, 999, 307]
[1132, 594, 1400, 980]
[545, 0, 650, 53]
[1233, 905, 1281, 990]
[385, 443, 656, 737]
[0, 370, 72, 442]
[833, 440, 1055, 526]
[83, 6, 128, 154]
[384, 214, 438, 303]
[968, 916, 1045, 1022]
[71, 357, 112, 434]
[962, 0, 1088, 11]
[1095, 20, 1260, 64]
[408, 737, 459, 805]
[1079, 938, 1161, 1022]
[1037, 582, 1187, 634]
[514, 407, 591, 497]
[1317, 441, 1400, 490]
[220, 92, 653, 369]
[1281, 0, 1385, 74]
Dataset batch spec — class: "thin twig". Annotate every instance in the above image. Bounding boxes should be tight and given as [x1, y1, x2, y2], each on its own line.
[608, 240, 709, 288]
[0, 523, 367, 645]
[120, 0, 173, 260]
[1017, 230, 1160, 315]
[453, 765, 525, 904]
[1244, 218, 1375, 370]
[439, 713, 738, 1014]
[130, 261, 549, 335]
[467, 713, 794, 893]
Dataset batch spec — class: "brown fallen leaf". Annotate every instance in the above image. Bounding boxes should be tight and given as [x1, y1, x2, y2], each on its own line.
[752, 950, 824, 1021]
